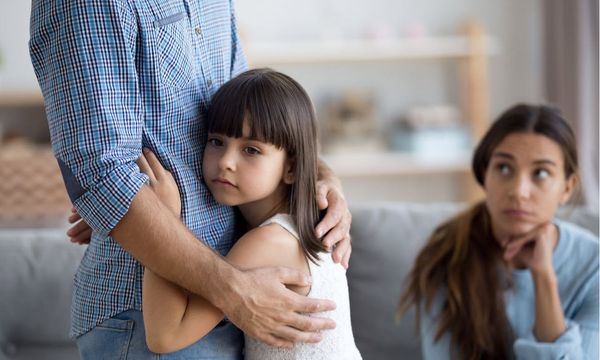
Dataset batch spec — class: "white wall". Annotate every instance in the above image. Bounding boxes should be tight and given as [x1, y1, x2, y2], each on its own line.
[235, 0, 545, 121]
[0, 1, 37, 90]
[0, 0, 546, 111]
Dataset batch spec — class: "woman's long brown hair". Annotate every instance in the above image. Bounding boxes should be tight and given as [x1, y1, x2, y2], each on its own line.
[397, 104, 579, 359]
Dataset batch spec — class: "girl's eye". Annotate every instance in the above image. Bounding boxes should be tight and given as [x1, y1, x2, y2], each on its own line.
[496, 163, 511, 176]
[244, 147, 260, 155]
[533, 168, 550, 180]
[208, 138, 223, 146]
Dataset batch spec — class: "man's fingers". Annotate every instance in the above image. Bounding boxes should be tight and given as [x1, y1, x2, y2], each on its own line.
[68, 212, 81, 224]
[272, 324, 322, 344]
[70, 228, 92, 245]
[320, 210, 351, 249]
[290, 295, 336, 314]
[315, 183, 329, 210]
[332, 235, 351, 266]
[283, 311, 336, 332]
[136, 152, 155, 180]
[341, 245, 352, 269]
[275, 267, 312, 287]
[256, 333, 293, 348]
[315, 205, 343, 240]
[66, 219, 91, 237]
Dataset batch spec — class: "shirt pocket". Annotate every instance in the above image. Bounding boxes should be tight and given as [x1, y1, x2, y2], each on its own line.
[153, 11, 195, 90]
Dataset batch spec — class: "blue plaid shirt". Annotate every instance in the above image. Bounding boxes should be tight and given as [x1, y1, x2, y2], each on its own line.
[29, 0, 247, 337]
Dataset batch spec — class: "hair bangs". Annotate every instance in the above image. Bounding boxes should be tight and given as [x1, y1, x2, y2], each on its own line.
[207, 71, 295, 153]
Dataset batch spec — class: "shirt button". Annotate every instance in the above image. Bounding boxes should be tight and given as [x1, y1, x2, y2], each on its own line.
[195, 27, 202, 35]
[207, 79, 213, 87]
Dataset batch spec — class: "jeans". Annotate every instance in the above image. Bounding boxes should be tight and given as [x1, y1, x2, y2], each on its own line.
[76, 310, 244, 359]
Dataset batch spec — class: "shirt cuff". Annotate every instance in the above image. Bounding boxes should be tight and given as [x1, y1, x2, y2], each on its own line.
[513, 320, 583, 360]
[74, 162, 149, 237]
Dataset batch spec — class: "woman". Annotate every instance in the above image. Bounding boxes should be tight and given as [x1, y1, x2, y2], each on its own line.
[398, 104, 598, 359]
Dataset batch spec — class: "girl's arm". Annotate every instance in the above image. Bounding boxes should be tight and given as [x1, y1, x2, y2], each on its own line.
[143, 269, 224, 353]
[144, 223, 309, 353]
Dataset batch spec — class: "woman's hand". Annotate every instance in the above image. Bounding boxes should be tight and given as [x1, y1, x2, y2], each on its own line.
[138, 148, 181, 216]
[503, 222, 566, 342]
[502, 222, 558, 274]
[66, 149, 181, 244]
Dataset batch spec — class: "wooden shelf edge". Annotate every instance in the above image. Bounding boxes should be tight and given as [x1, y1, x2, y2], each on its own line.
[322, 152, 472, 177]
[246, 36, 500, 66]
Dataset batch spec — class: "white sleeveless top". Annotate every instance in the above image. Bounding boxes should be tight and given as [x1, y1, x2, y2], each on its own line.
[244, 214, 362, 360]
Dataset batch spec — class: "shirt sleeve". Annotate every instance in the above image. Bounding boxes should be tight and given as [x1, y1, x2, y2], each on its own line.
[29, 0, 148, 237]
[229, 0, 248, 77]
[513, 271, 599, 360]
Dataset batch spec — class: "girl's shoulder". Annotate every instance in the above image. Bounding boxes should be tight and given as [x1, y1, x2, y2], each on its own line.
[226, 216, 309, 275]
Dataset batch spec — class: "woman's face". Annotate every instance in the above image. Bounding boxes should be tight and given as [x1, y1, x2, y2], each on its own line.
[484, 133, 576, 240]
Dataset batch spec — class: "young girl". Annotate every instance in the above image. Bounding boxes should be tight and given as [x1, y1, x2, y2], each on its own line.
[398, 104, 598, 359]
[138, 69, 362, 359]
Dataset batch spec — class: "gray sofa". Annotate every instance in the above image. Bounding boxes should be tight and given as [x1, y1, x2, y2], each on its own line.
[1, 202, 597, 360]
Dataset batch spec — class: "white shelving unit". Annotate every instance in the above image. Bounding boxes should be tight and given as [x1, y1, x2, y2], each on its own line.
[245, 21, 496, 202]
[322, 151, 472, 177]
[248, 36, 499, 65]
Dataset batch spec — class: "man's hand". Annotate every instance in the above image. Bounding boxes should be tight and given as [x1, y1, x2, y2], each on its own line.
[67, 207, 92, 245]
[216, 267, 337, 348]
[315, 162, 352, 269]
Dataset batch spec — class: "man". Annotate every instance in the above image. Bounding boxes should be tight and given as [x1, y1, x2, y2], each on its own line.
[29, 0, 352, 358]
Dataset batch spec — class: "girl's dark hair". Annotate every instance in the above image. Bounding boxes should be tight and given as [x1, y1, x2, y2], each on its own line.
[398, 104, 579, 359]
[206, 68, 325, 263]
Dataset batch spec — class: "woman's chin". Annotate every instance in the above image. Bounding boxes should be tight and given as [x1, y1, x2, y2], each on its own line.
[493, 219, 538, 240]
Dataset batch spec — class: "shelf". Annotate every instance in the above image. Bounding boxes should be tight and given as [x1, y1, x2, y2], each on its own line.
[0, 91, 44, 107]
[322, 151, 472, 177]
[246, 36, 499, 66]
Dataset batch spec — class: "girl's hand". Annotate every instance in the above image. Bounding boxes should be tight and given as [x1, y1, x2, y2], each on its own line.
[138, 148, 181, 216]
[502, 222, 558, 274]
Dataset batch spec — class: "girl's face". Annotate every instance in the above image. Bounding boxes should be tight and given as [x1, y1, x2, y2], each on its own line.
[484, 133, 576, 240]
[202, 121, 294, 225]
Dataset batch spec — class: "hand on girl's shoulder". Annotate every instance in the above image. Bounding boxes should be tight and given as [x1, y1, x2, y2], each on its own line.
[226, 224, 310, 277]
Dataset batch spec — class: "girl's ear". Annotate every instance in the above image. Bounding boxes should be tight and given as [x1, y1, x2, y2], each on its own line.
[283, 157, 295, 185]
[560, 174, 578, 205]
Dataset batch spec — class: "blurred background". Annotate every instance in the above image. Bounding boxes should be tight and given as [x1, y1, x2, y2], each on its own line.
[0, 0, 597, 229]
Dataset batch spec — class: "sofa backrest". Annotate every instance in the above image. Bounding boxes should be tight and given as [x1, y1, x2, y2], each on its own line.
[0, 229, 84, 360]
[347, 202, 599, 360]
[0, 203, 596, 360]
